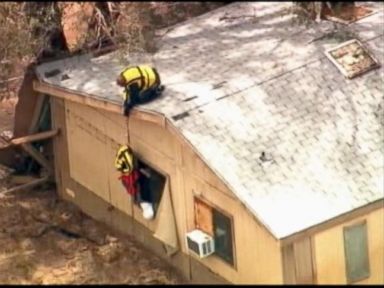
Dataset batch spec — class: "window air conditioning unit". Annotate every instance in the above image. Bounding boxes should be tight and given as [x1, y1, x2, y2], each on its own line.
[186, 229, 215, 258]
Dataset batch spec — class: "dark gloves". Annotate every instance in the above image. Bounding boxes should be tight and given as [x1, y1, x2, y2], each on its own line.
[123, 99, 133, 116]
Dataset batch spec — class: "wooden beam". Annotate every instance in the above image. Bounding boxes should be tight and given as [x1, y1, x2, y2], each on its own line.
[20, 143, 53, 175]
[0, 176, 49, 196]
[28, 94, 46, 134]
[10, 175, 41, 185]
[0, 129, 59, 150]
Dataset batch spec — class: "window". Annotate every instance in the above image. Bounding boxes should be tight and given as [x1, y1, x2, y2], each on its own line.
[213, 208, 234, 266]
[194, 197, 235, 266]
[137, 160, 166, 216]
[343, 221, 370, 283]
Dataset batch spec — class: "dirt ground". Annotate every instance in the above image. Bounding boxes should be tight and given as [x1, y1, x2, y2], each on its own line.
[0, 99, 185, 285]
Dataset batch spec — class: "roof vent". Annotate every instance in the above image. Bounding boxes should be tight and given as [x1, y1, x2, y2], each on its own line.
[325, 39, 380, 79]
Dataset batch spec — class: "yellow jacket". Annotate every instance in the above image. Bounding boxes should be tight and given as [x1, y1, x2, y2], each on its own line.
[120, 66, 158, 100]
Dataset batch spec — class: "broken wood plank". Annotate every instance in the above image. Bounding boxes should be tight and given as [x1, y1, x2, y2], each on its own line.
[0, 176, 49, 196]
[28, 94, 47, 134]
[0, 129, 59, 150]
[20, 143, 53, 175]
[10, 175, 41, 185]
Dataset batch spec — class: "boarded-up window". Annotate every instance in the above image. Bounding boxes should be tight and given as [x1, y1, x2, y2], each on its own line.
[343, 221, 370, 283]
[194, 197, 234, 266]
[194, 197, 213, 236]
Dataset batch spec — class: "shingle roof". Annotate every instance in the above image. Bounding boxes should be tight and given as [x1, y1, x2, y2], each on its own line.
[35, 2, 384, 239]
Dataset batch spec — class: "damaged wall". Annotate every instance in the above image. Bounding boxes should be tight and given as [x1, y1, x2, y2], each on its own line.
[0, 64, 41, 167]
[49, 96, 283, 284]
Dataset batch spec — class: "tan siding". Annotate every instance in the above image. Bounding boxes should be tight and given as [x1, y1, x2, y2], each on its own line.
[184, 174, 283, 284]
[282, 244, 296, 284]
[129, 116, 176, 160]
[293, 237, 314, 284]
[50, 98, 68, 198]
[65, 101, 110, 202]
[130, 114, 284, 283]
[179, 140, 235, 199]
[128, 118, 189, 253]
[53, 99, 283, 284]
[314, 207, 384, 284]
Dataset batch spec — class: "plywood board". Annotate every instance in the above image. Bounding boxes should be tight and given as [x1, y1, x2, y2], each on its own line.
[183, 174, 283, 284]
[14, 67, 40, 138]
[50, 98, 70, 198]
[190, 256, 230, 284]
[154, 178, 179, 253]
[129, 116, 177, 160]
[128, 138, 177, 231]
[65, 101, 110, 203]
[194, 197, 214, 236]
[293, 237, 314, 284]
[314, 208, 384, 284]
[52, 97, 284, 284]
[180, 141, 235, 199]
[282, 244, 296, 284]
[172, 163, 188, 253]
[127, 129, 189, 254]
[102, 110, 128, 144]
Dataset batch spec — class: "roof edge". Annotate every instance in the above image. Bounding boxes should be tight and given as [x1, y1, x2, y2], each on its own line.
[164, 118, 281, 241]
[33, 80, 167, 127]
[280, 198, 384, 245]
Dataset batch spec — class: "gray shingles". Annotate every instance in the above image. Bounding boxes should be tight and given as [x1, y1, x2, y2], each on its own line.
[35, 2, 384, 239]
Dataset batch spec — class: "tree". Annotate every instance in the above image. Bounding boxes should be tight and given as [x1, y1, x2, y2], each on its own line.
[293, 2, 355, 22]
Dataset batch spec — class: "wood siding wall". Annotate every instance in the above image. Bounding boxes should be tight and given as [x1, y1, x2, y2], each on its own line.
[313, 207, 384, 284]
[51, 97, 283, 284]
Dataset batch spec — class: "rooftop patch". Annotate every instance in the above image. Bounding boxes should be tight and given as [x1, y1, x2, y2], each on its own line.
[325, 39, 380, 79]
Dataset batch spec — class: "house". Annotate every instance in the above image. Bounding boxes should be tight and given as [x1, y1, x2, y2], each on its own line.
[16, 2, 384, 284]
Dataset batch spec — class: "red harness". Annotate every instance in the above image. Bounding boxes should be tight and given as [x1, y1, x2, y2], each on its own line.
[119, 170, 139, 196]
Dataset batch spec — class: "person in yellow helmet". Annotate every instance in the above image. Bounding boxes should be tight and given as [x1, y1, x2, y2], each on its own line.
[115, 145, 139, 197]
[114, 144, 154, 220]
[116, 65, 165, 116]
